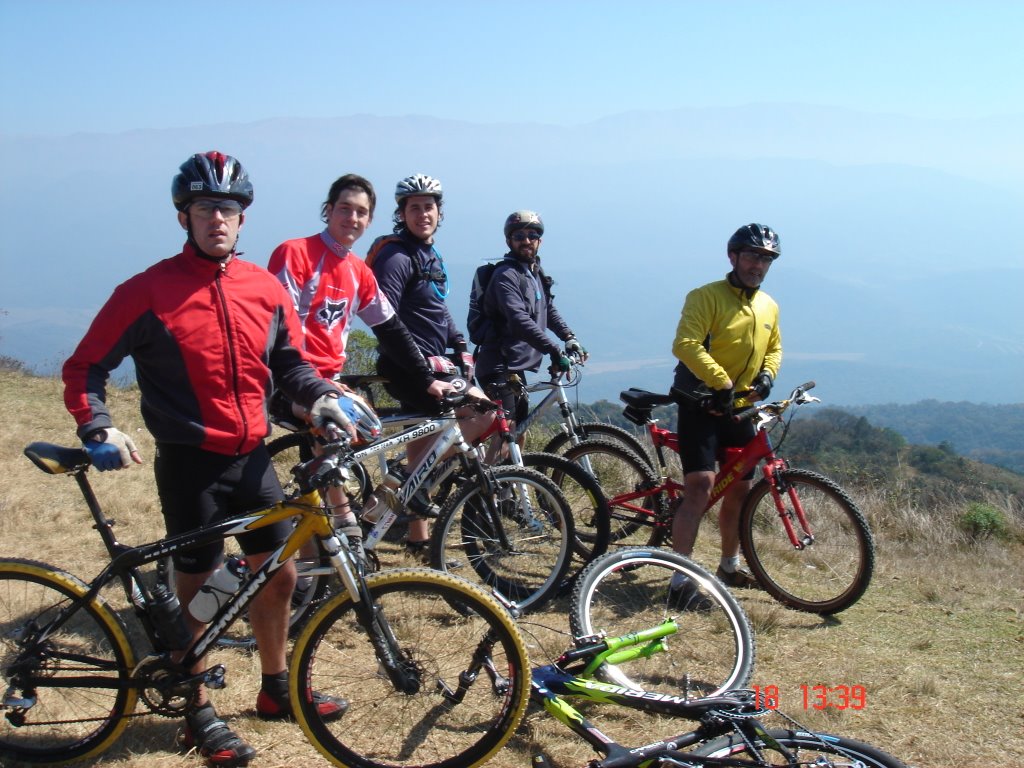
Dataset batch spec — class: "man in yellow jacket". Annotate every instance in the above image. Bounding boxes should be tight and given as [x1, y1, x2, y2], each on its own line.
[669, 223, 782, 596]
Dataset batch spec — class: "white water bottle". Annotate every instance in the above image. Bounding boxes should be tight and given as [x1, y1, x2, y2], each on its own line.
[189, 559, 243, 623]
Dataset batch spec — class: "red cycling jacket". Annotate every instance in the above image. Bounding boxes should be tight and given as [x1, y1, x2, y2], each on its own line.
[63, 244, 334, 456]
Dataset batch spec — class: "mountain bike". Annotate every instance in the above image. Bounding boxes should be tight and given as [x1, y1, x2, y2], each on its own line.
[270, 378, 607, 605]
[1, 435, 530, 767]
[271, 385, 577, 612]
[530, 620, 907, 767]
[563, 383, 875, 614]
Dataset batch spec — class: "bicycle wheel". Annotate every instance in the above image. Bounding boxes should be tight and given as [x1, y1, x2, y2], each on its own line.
[431, 466, 574, 612]
[0, 559, 138, 765]
[740, 468, 874, 614]
[542, 422, 653, 469]
[521, 452, 611, 589]
[693, 728, 907, 767]
[569, 547, 754, 698]
[562, 438, 666, 546]
[156, 546, 331, 648]
[289, 568, 530, 768]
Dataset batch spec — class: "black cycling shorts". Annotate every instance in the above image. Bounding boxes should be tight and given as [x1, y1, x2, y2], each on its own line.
[377, 353, 458, 415]
[479, 371, 530, 424]
[676, 405, 757, 478]
[154, 442, 289, 573]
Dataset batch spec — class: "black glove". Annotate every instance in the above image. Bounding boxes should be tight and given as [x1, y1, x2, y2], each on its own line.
[709, 388, 735, 416]
[751, 371, 774, 401]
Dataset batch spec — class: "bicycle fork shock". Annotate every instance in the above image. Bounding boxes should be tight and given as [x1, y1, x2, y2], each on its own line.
[437, 628, 510, 704]
[767, 471, 814, 549]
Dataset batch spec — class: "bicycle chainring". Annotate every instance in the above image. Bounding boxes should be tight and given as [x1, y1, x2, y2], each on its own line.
[133, 655, 200, 717]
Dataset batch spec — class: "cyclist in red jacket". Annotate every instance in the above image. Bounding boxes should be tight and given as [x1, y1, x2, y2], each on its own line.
[669, 223, 782, 600]
[63, 152, 355, 767]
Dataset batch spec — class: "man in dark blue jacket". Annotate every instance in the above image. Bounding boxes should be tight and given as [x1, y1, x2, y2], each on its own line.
[473, 210, 587, 434]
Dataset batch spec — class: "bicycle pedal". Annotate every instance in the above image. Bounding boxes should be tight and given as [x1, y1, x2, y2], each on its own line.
[203, 665, 226, 690]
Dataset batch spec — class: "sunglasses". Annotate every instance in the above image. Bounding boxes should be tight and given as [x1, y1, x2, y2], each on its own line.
[511, 231, 541, 242]
[190, 199, 243, 219]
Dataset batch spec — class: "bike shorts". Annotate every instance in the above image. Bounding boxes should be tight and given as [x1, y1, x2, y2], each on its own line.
[478, 371, 530, 424]
[676, 405, 757, 479]
[154, 442, 290, 574]
[377, 353, 457, 415]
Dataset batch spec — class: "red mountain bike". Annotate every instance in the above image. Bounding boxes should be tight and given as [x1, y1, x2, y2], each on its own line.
[561, 382, 875, 614]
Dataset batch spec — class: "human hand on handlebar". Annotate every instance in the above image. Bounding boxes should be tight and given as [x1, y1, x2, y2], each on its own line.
[309, 393, 358, 439]
[549, 351, 571, 376]
[564, 337, 588, 363]
[427, 378, 457, 401]
[84, 427, 143, 471]
[705, 388, 735, 417]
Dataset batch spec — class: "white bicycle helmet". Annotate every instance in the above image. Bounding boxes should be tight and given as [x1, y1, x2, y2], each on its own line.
[395, 173, 443, 202]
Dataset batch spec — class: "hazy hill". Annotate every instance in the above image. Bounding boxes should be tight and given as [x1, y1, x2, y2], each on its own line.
[1, 106, 1021, 405]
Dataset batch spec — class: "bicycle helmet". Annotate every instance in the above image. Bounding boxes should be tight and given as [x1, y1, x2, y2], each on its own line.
[394, 173, 443, 202]
[727, 223, 780, 258]
[504, 210, 545, 238]
[172, 151, 254, 211]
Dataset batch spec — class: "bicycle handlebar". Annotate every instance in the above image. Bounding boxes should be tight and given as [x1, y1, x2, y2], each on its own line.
[732, 380, 817, 423]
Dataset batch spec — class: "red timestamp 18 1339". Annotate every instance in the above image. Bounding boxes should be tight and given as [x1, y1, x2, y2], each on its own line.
[751, 684, 867, 711]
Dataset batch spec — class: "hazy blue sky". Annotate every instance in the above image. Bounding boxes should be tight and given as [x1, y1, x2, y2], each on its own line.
[2, 0, 1021, 135]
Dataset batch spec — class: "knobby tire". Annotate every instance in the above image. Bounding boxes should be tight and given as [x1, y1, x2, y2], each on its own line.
[740, 468, 874, 614]
[288, 568, 530, 768]
[431, 465, 575, 612]
[0, 559, 138, 765]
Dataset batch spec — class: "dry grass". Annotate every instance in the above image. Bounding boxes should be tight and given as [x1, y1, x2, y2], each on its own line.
[2, 370, 1023, 767]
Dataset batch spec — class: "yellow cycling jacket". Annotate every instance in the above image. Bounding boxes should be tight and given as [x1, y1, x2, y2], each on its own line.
[672, 276, 782, 405]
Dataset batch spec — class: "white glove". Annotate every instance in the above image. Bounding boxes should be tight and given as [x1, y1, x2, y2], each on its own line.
[84, 427, 142, 471]
[309, 393, 356, 438]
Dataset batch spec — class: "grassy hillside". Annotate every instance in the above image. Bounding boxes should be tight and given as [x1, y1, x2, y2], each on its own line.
[1, 369, 1022, 768]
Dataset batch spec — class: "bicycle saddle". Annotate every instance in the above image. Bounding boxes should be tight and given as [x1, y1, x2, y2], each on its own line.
[24, 442, 90, 474]
[619, 388, 674, 409]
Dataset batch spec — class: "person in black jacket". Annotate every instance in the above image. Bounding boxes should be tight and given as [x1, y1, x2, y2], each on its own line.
[473, 210, 587, 437]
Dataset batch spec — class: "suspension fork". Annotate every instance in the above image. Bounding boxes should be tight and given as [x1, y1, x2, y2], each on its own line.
[331, 539, 423, 695]
[763, 459, 814, 549]
[437, 628, 511, 703]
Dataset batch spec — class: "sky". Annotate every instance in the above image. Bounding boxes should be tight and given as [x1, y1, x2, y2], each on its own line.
[2, 0, 1022, 136]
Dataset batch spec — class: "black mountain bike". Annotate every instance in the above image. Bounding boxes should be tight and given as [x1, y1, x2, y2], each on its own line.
[1, 435, 530, 767]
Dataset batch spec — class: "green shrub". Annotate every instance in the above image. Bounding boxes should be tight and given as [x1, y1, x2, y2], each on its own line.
[957, 502, 1009, 541]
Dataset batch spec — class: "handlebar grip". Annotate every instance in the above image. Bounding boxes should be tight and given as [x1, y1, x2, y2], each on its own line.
[732, 405, 760, 422]
[799, 381, 816, 392]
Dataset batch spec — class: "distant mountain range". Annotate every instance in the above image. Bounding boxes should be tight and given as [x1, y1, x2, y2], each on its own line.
[2, 106, 1021, 405]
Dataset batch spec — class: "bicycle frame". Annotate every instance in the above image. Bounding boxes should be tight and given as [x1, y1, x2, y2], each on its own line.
[18, 442, 370, 688]
[609, 393, 818, 551]
[509, 360, 585, 444]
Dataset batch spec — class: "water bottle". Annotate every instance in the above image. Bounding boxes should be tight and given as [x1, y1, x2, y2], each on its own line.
[188, 558, 244, 623]
[149, 584, 192, 650]
[360, 467, 406, 524]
